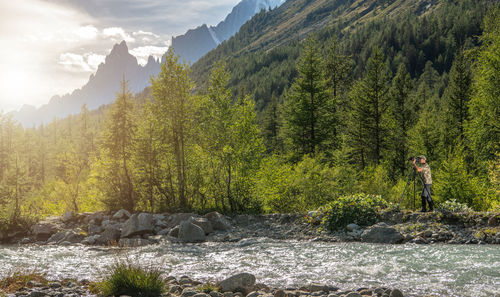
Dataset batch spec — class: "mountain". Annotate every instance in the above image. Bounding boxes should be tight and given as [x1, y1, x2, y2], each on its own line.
[14, 41, 161, 126]
[191, 0, 488, 110]
[170, 0, 285, 64]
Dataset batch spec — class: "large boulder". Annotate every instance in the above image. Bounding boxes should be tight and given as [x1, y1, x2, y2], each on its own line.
[47, 230, 84, 244]
[178, 220, 205, 242]
[113, 209, 131, 220]
[189, 217, 213, 234]
[204, 212, 231, 231]
[121, 213, 154, 238]
[96, 225, 121, 245]
[219, 273, 256, 294]
[361, 223, 403, 244]
[165, 213, 198, 229]
[62, 211, 75, 223]
[31, 219, 61, 241]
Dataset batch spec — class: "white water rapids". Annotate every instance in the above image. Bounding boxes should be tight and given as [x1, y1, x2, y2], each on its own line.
[0, 239, 499, 297]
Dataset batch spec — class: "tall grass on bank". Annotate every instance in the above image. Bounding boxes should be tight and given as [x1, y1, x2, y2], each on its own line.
[97, 260, 166, 297]
[0, 269, 48, 293]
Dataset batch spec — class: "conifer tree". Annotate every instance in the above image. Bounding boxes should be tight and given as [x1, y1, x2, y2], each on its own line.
[282, 36, 334, 158]
[348, 47, 390, 167]
[389, 64, 414, 176]
[442, 51, 472, 148]
[466, 8, 500, 163]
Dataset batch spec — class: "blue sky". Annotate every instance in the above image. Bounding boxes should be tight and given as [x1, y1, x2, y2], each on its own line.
[0, 0, 240, 112]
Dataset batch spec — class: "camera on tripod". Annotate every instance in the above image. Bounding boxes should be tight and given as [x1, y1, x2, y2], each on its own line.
[408, 156, 422, 163]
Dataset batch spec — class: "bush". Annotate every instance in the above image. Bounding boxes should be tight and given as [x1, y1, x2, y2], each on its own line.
[197, 283, 220, 293]
[436, 199, 472, 213]
[320, 193, 389, 231]
[98, 262, 165, 297]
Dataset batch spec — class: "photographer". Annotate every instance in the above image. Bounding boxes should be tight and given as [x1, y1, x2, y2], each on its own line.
[413, 155, 434, 212]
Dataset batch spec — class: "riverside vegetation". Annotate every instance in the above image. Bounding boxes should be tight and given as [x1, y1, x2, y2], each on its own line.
[0, 2, 499, 243]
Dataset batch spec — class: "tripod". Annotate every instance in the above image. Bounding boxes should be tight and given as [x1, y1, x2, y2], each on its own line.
[399, 164, 417, 209]
[398, 163, 433, 209]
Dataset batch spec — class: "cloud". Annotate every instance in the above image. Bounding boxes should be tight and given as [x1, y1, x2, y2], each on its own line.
[76, 25, 98, 40]
[58, 52, 105, 72]
[102, 27, 135, 43]
[130, 46, 168, 65]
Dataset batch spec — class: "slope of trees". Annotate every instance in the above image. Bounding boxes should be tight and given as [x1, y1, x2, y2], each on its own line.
[0, 2, 499, 234]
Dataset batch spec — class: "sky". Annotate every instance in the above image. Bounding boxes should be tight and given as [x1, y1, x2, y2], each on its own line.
[0, 0, 241, 112]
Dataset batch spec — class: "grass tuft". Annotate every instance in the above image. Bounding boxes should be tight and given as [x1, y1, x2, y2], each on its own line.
[197, 282, 220, 293]
[97, 261, 166, 297]
[0, 269, 48, 293]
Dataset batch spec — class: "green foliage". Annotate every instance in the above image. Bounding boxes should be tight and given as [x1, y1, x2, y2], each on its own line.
[348, 47, 390, 167]
[254, 155, 341, 213]
[96, 79, 137, 211]
[466, 7, 500, 164]
[197, 283, 220, 293]
[434, 146, 496, 211]
[98, 262, 165, 297]
[436, 199, 472, 214]
[282, 36, 335, 158]
[320, 193, 389, 231]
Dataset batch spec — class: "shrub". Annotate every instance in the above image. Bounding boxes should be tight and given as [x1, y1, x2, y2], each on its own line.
[320, 193, 389, 231]
[436, 199, 472, 213]
[98, 262, 165, 297]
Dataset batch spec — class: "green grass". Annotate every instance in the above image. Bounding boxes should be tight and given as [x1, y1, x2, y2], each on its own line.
[197, 282, 220, 293]
[97, 262, 166, 297]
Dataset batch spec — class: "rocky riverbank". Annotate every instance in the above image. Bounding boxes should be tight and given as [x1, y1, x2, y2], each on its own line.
[1, 273, 409, 297]
[1, 209, 499, 246]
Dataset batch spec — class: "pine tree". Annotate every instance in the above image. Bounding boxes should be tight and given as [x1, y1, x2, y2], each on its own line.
[282, 36, 334, 158]
[442, 51, 472, 148]
[389, 64, 414, 176]
[466, 8, 500, 163]
[98, 78, 137, 211]
[348, 47, 390, 167]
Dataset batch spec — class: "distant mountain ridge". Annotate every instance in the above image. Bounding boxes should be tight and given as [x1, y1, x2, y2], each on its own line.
[170, 0, 285, 64]
[13, 0, 286, 126]
[14, 41, 160, 126]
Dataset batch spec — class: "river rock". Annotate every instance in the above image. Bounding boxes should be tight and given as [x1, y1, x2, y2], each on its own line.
[113, 209, 131, 220]
[166, 213, 198, 228]
[169, 226, 180, 237]
[488, 215, 498, 227]
[389, 289, 403, 297]
[178, 220, 205, 242]
[189, 217, 213, 234]
[48, 230, 84, 244]
[121, 213, 154, 238]
[346, 223, 360, 232]
[118, 238, 151, 247]
[361, 223, 403, 244]
[31, 219, 61, 241]
[95, 225, 121, 245]
[204, 212, 231, 231]
[62, 211, 75, 223]
[345, 293, 361, 297]
[87, 223, 102, 235]
[219, 273, 256, 294]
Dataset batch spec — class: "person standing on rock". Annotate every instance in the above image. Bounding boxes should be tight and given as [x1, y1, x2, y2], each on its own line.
[413, 155, 434, 212]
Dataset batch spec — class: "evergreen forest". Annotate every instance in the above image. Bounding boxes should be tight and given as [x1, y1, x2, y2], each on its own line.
[0, 0, 499, 234]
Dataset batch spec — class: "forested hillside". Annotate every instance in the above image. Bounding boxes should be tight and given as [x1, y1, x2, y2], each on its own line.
[0, 0, 498, 237]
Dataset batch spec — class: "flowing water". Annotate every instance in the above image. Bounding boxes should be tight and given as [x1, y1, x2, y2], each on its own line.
[0, 239, 499, 297]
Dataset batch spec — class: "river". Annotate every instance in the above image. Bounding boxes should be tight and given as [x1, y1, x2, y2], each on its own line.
[0, 239, 499, 297]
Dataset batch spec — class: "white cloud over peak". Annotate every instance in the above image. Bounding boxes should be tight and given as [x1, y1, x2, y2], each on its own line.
[58, 52, 105, 72]
[103, 27, 135, 43]
[130, 46, 168, 65]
